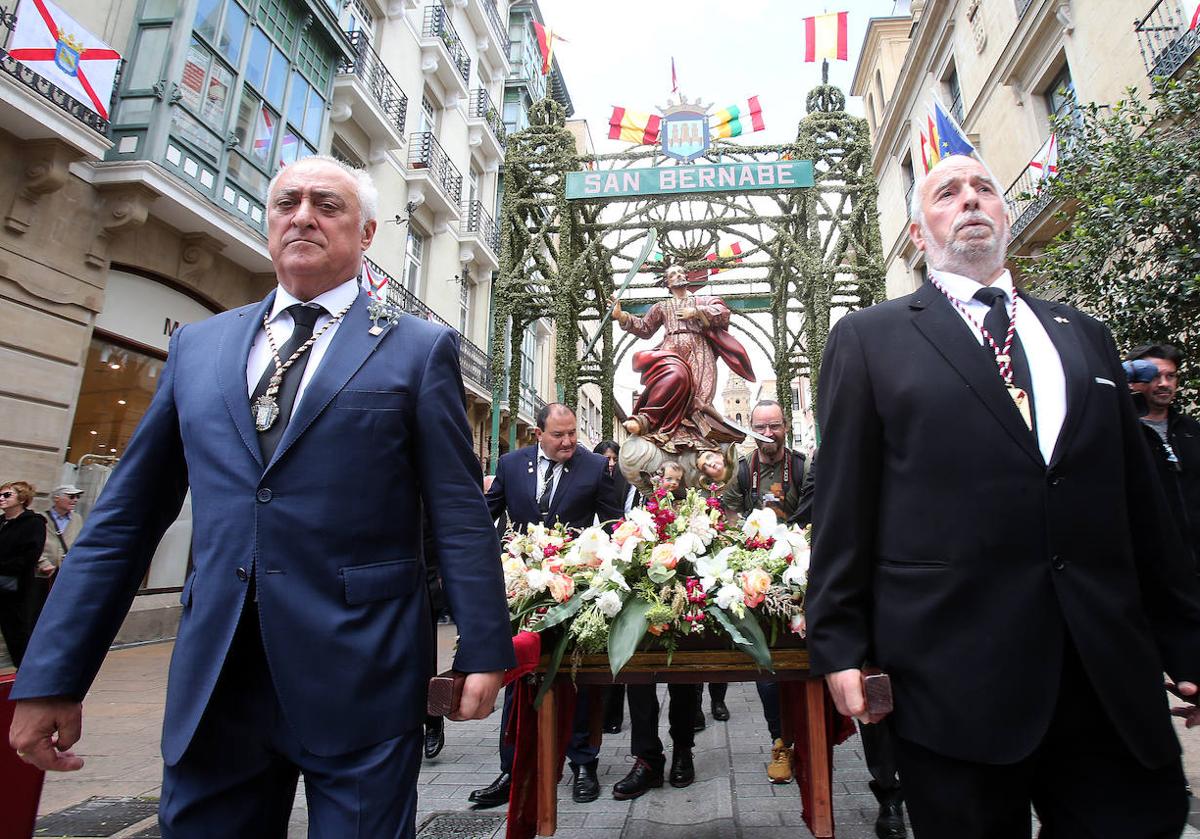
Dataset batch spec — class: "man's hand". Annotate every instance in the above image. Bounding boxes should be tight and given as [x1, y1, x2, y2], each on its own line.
[10, 698, 85, 771]
[609, 296, 622, 319]
[1168, 680, 1200, 727]
[449, 671, 504, 722]
[826, 668, 889, 725]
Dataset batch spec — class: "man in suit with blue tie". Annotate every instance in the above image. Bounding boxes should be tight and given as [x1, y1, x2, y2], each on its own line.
[8, 156, 514, 838]
[468, 403, 620, 807]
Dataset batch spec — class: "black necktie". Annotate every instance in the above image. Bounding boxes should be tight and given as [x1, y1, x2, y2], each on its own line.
[538, 458, 556, 519]
[252, 303, 324, 461]
[973, 287, 1035, 432]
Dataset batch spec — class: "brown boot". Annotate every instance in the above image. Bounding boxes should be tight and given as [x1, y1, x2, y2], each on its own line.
[767, 738, 793, 784]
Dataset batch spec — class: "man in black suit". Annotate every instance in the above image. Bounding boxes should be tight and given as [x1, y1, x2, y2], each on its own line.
[469, 403, 620, 807]
[806, 154, 1200, 838]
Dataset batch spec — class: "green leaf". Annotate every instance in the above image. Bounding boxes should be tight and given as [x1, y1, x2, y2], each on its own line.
[708, 606, 774, 672]
[533, 629, 570, 710]
[608, 598, 652, 677]
[533, 593, 584, 632]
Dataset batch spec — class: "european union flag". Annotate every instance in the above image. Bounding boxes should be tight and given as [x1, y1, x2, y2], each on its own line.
[932, 99, 975, 158]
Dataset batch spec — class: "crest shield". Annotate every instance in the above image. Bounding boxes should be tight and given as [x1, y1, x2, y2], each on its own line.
[661, 109, 710, 162]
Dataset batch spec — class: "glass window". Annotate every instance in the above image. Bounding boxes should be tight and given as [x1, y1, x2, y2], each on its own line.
[245, 27, 270, 91]
[202, 61, 233, 126]
[194, 0, 221, 43]
[419, 94, 436, 134]
[459, 278, 471, 335]
[142, 0, 177, 17]
[264, 44, 288, 108]
[404, 228, 425, 293]
[304, 91, 324, 139]
[179, 40, 210, 112]
[228, 153, 269, 198]
[279, 127, 301, 167]
[1045, 64, 1075, 119]
[170, 107, 222, 159]
[116, 97, 154, 124]
[218, 0, 248, 64]
[287, 70, 309, 129]
[126, 27, 170, 91]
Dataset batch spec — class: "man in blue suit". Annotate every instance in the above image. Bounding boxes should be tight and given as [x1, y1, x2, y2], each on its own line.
[8, 156, 514, 838]
[468, 403, 620, 807]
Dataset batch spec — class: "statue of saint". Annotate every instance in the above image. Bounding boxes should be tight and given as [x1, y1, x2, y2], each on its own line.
[611, 264, 755, 456]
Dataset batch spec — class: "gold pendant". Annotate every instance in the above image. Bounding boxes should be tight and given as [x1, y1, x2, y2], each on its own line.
[1007, 386, 1033, 431]
[252, 394, 280, 432]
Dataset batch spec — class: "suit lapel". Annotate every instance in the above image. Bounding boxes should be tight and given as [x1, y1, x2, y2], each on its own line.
[265, 292, 390, 472]
[218, 293, 275, 469]
[910, 289, 1045, 467]
[549, 448, 582, 522]
[1023, 296, 1089, 468]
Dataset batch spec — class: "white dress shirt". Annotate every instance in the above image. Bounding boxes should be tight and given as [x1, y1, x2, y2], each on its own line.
[536, 451, 565, 508]
[245, 278, 361, 411]
[931, 269, 1067, 463]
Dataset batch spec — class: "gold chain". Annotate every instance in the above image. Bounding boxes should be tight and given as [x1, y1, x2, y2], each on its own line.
[261, 302, 353, 401]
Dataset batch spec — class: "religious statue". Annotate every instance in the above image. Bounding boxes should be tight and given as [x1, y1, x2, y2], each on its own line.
[611, 264, 754, 492]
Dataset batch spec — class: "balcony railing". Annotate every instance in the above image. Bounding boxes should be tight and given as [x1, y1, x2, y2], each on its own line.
[468, 87, 506, 146]
[0, 6, 113, 135]
[482, 0, 512, 56]
[375, 266, 491, 391]
[407, 132, 463, 201]
[1015, 0, 1035, 19]
[462, 200, 500, 255]
[1003, 152, 1057, 240]
[423, 4, 471, 83]
[1136, 0, 1200, 79]
[338, 30, 407, 136]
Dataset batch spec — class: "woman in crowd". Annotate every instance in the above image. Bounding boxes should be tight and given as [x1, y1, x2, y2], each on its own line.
[0, 480, 46, 668]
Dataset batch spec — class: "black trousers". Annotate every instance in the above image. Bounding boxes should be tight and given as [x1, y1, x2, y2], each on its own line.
[0, 588, 31, 667]
[860, 716, 901, 793]
[627, 683, 698, 772]
[895, 643, 1187, 839]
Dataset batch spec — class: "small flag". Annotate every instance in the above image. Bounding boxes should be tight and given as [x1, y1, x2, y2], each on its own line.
[671, 57, 678, 93]
[705, 242, 745, 274]
[919, 130, 932, 174]
[362, 260, 388, 301]
[1029, 132, 1058, 182]
[803, 12, 848, 62]
[711, 96, 765, 138]
[608, 106, 661, 145]
[1188, 0, 1200, 30]
[532, 22, 565, 76]
[8, 0, 122, 119]
[925, 114, 941, 170]
[931, 97, 974, 159]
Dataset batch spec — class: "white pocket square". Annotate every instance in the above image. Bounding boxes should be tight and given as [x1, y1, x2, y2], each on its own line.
[1095, 377, 1116, 387]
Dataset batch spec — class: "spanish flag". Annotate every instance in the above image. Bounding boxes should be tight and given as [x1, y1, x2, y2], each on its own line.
[711, 96, 765, 138]
[608, 106, 661, 145]
[804, 12, 848, 62]
[532, 22, 564, 75]
[706, 242, 745, 273]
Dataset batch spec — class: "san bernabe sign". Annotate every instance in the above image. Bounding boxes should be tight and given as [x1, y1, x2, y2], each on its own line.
[566, 159, 814, 200]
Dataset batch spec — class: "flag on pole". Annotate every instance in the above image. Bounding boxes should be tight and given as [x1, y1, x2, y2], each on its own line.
[803, 12, 848, 62]
[671, 57, 678, 93]
[1029, 132, 1059, 182]
[705, 242, 745, 274]
[608, 106, 662, 144]
[711, 96, 765, 138]
[532, 21, 565, 75]
[7, 0, 121, 119]
[1186, 0, 1200, 30]
[931, 96, 974, 159]
[361, 260, 388, 302]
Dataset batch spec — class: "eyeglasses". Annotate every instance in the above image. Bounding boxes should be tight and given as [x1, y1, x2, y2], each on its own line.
[751, 423, 785, 433]
[0, 491, 14, 499]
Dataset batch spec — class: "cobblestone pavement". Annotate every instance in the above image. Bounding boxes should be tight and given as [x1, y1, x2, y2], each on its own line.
[16, 628, 1200, 838]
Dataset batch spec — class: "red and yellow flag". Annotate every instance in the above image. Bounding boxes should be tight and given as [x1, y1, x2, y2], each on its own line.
[608, 106, 661, 145]
[532, 22, 564, 75]
[803, 12, 848, 62]
[706, 242, 745, 274]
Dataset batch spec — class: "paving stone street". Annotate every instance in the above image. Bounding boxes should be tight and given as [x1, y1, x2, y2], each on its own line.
[7, 626, 1200, 839]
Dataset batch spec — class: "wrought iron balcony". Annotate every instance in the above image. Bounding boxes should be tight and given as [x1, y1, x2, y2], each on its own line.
[468, 88, 506, 147]
[461, 200, 500, 256]
[337, 30, 407, 137]
[482, 0, 512, 56]
[1136, 0, 1200, 79]
[1003, 149, 1056, 241]
[423, 4, 471, 83]
[407, 132, 463, 202]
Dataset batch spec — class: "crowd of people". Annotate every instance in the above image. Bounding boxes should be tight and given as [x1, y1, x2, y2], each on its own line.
[4, 151, 1199, 839]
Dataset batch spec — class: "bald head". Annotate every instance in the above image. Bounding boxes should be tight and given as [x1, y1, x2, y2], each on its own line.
[909, 155, 1010, 285]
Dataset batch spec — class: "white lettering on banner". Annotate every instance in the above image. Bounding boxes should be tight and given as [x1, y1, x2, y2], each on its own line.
[622, 172, 641, 192]
[564, 160, 813, 199]
[757, 165, 775, 185]
[604, 173, 620, 192]
[698, 168, 715, 188]
[718, 168, 737, 187]
[660, 169, 677, 190]
[678, 168, 696, 189]
[778, 167, 796, 185]
[584, 173, 602, 194]
[739, 167, 756, 186]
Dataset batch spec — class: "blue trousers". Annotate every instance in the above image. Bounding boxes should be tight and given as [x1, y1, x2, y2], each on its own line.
[498, 682, 598, 772]
[159, 604, 422, 838]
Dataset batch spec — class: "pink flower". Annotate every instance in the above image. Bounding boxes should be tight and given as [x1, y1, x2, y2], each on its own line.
[649, 542, 678, 570]
[547, 573, 575, 603]
[741, 568, 772, 608]
[543, 544, 560, 558]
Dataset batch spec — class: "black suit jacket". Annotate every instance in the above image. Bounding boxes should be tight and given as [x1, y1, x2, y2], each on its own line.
[486, 444, 620, 531]
[806, 285, 1200, 768]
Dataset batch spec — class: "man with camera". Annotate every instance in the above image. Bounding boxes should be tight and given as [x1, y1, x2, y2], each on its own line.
[1128, 344, 1200, 570]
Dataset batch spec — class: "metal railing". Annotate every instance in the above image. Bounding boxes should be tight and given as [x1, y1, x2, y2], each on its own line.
[1003, 146, 1057, 240]
[461, 200, 500, 255]
[407, 132, 463, 202]
[481, 0, 512, 57]
[423, 3, 471, 83]
[1015, 0, 1035, 19]
[1136, 0, 1200, 79]
[468, 87, 506, 146]
[338, 30, 407, 136]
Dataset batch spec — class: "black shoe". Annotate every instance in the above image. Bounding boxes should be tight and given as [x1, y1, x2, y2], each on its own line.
[711, 699, 730, 721]
[423, 718, 445, 759]
[612, 758, 664, 800]
[669, 749, 695, 788]
[870, 781, 906, 839]
[468, 772, 511, 808]
[572, 760, 600, 803]
[603, 722, 622, 734]
[693, 706, 706, 732]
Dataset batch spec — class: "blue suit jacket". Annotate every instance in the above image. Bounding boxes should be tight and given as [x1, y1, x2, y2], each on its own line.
[485, 444, 620, 531]
[12, 290, 515, 762]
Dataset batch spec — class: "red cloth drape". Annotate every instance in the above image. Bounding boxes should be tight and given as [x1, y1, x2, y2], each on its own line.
[630, 349, 694, 434]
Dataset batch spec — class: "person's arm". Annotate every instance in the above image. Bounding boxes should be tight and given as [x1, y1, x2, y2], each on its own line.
[414, 330, 515, 719]
[721, 467, 746, 523]
[484, 460, 507, 522]
[616, 300, 664, 339]
[805, 317, 885, 723]
[787, 453, 817, 528]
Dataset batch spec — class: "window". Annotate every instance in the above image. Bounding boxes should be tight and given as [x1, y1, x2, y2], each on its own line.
[468, 165, 480, 204]
[404, 228, 426, 294]
[459, 277, 471, 336]
[945, 64, 964, 124]
[1044, 64, 1076, 122]
[419, 94, 437, 135]
[502, 92, 525, 135]
[331, 138, 365, 169]
[339, 0, 375, 39]
[901, 154, 915, 218]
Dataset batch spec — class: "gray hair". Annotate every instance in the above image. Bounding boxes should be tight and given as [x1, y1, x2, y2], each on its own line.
[267, 154, 379, 230]
[909, 154, 1005, 229]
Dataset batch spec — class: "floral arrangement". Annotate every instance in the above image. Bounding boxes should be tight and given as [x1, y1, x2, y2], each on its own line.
[503, 486, 810, 677]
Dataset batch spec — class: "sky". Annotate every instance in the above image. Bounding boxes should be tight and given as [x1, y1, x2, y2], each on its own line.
[531, 0, 903, 413]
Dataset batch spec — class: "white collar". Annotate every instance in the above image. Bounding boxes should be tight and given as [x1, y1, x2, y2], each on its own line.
[268, 277, 360, 323]
[931, 268, 1015, 305]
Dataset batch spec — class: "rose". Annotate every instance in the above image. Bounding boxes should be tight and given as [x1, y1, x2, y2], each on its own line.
[789, 613, 806, 636]
[547, 573, 575, 603]
[596, 590, 624, 618]
[546, 557, 564, 574]
[647, 622, 670, 636]
[650, 542, 678, 570]
[741, 567, 772, 608]
[612, 519, 640, 547]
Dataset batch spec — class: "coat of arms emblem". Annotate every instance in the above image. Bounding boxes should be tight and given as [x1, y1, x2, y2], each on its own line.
[660, 96, 711, 163]
[53, 31, 83, 77]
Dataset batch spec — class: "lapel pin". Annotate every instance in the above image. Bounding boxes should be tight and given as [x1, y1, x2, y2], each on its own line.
[1053, 316, 1070, 324]
[367, 300, 403, 336]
